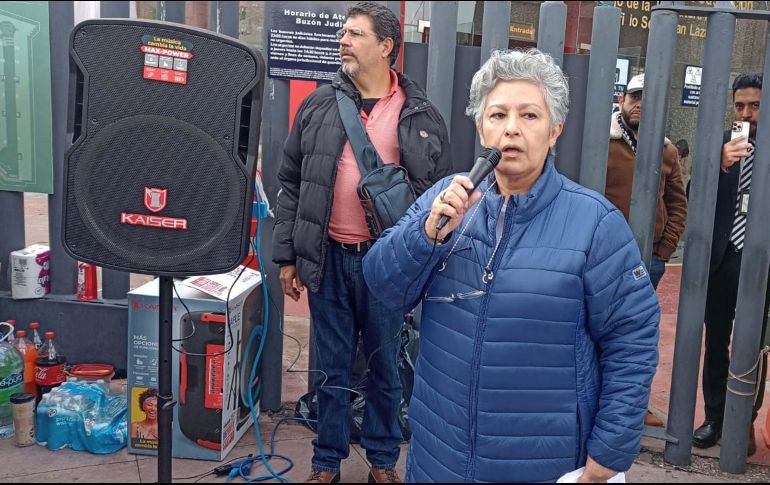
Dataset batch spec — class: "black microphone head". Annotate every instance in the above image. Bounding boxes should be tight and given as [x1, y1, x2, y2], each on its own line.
[481, 147, 502, 168]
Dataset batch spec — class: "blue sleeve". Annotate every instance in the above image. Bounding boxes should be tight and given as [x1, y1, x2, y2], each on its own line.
[583, 209, 661, 472]
[363, 176, 458, 312]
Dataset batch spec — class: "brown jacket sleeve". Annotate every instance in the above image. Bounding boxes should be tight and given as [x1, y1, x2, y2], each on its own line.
[657, 145, 688, 260]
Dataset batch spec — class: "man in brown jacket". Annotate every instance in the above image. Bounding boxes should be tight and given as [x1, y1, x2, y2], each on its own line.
[605, 73, 688, 290]
[605, 74, 687, 428]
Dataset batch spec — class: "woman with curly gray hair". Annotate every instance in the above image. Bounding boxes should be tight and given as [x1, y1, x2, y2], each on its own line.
[363, 48, 660, 482]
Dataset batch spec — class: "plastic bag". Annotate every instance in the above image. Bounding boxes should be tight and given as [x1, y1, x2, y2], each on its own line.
[557, 467, 626, 483]
[295, 314, 420, 443]
[36, 379, 128, 454]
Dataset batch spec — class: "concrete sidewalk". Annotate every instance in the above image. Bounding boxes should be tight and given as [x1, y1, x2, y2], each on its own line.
[0, 314, 768, 482]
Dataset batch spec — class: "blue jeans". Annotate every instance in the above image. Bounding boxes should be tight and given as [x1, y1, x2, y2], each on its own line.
[307, 242, 403, 473]
[650, 256, 666, 290]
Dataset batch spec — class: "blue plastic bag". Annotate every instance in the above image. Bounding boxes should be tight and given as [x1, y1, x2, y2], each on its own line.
[36, 379, 127, 454]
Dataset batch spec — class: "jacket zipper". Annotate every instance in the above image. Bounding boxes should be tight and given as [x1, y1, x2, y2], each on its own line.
[316, 140, 347, 289]
[465, 196, 517, 482]
[576, 403, 583, 468]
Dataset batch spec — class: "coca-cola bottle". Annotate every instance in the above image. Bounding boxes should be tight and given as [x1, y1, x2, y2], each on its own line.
[29, 322, 43, 350]
[34, 332, 66, 397]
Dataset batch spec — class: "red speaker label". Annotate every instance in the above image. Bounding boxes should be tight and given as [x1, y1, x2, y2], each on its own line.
[140, 41, 191, 85]
[205, 343, 225, 410]
[140, 44, 193, 60]
[121, 213, 188, 230]
[143, 67, 188, 85]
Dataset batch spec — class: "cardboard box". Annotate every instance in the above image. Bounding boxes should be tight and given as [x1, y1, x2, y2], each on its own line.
[10, 244, 50, 299]
[127, 266, 263, 460]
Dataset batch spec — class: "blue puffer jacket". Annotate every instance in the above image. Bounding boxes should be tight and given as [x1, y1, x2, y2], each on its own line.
[363, 160, 660, 483]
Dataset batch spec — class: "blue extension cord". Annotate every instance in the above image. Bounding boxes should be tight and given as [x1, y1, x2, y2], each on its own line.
[230, 190, 318, 482]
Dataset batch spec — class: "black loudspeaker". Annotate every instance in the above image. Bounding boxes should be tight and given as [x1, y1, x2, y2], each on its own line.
[62, 19, 264, 276]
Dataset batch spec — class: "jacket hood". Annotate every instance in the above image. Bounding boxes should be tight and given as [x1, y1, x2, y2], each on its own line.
[610, 111, 671, 145]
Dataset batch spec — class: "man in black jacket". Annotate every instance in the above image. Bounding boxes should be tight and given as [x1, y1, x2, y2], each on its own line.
[693, 73, 767, 457]
[272, 2, 451, 483]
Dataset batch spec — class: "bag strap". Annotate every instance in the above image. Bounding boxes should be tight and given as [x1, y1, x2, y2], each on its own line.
[336, 89, 384, 175]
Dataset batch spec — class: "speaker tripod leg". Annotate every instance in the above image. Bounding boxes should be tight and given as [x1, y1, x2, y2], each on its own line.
[158, 276, 176, 483]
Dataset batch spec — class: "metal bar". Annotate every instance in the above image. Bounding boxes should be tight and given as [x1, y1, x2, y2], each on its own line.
[426, 1, 457, 128]
[578, 4, 621, 195]
[99, 1, 131, 301]
[555, 53, 589, 182]
[653, 4, 770, 20]
[628, 5, 678, 268]
[101, 269, 129, 300]
[644, 424, 680, 444]
[158, 276, 174, 483]
[449, 45, 481, 173]
[664, 6, 736, 467]
[208, 1, 218, 32]
[99, 1, 129, 18]
[719, 28, 770, 476]
[476, 1, 511, 153]
[480, 1, 511, 65]
[48, 1, 77, 295]
[536, 1, 567, 68]
[386, 0, 403, 69]
[164, 0, 185, 24]
[219, 0, 238, 38]
[0, 192, 25, 292]
[260, 9, 289, 409]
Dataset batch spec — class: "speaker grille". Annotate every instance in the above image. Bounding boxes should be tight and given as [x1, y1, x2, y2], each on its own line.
[72, 23, 257, 152]
[63, 21, 262, 275]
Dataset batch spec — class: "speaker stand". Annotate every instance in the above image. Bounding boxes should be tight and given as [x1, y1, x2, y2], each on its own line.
[158, 276, 175, 483]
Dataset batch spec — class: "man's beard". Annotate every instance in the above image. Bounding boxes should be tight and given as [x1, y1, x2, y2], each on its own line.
[341, 56, 359, 78]
[621, 108, 639, 131]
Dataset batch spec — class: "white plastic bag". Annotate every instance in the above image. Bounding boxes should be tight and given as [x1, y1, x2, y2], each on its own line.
[556, 467, 626, 483]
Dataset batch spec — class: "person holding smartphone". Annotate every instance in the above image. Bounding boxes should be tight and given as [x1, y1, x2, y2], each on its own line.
[694, 73, 766, 456]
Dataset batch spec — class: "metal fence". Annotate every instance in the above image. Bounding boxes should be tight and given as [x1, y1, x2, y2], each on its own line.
[2, 0, 770, 471]
[326, 0, 770, 473]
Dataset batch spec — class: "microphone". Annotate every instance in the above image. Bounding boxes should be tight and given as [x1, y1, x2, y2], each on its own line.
[436, 147, 502, 232]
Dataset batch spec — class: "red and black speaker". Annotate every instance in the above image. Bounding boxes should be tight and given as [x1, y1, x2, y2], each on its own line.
[62, 19, 264, 276]
[178, 310, 261, 450]
[179, 311, 226, 450]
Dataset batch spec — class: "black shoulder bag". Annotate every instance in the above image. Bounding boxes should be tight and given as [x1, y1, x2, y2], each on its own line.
[336, 89, 416, 239]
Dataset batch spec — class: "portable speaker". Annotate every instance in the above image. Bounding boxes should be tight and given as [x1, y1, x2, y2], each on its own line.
[179, 312, 226, 450]
[62, 19, 264, 276]
[178, 309, 261, 450]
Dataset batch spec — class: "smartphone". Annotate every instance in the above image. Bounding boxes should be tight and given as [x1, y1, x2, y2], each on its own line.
[731, 121, 750, 141]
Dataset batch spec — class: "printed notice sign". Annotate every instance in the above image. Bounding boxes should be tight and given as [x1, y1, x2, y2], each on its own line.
[267, 2, 346, 82]
[681, 65, 702, 107]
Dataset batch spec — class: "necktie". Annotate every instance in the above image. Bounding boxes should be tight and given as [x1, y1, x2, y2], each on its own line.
[730, 144, 755, 250]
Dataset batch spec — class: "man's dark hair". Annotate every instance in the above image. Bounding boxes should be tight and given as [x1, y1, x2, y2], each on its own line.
[139, 388, 157, 408]
[733, 73, 762, 95]
[345, 2, 401, 66]
[675, 139, 689, 158]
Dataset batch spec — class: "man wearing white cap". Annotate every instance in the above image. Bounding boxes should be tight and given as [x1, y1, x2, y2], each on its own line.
[604, 73, 688, 427]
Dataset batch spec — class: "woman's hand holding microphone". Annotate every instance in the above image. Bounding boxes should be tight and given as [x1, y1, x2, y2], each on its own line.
[424, 175, 483, 243]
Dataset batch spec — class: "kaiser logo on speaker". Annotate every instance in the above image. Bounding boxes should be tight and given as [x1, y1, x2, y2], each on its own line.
[145, 187, 168, 212]
[120, 187, 187, 230]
